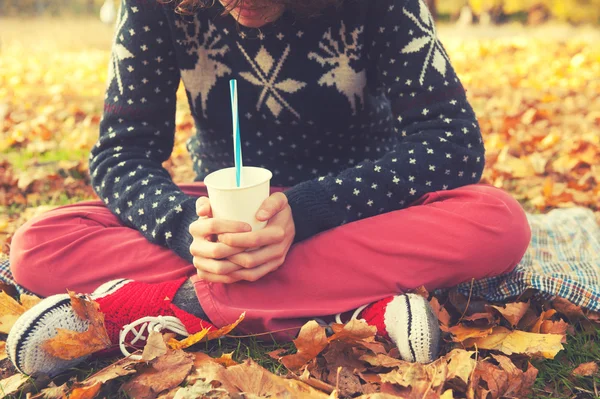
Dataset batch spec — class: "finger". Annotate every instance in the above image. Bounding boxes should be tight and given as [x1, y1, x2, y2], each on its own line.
[256, 192, 288, 221]
[196, 269, 242, 284]
[228, 258, 284, 283]
[228, 245, 282, 269]
[189, 218, 252, 238]
[190, 239, 246, 259]
[218, 225, 285, 248]
[196, 196, 212, 217]
[193, 256, 243, 275]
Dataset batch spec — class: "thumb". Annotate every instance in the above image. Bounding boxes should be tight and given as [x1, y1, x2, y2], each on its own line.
[256, 192, 288, 221]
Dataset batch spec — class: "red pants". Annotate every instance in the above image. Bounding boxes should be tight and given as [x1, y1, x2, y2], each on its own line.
[10, 184, 531, 340]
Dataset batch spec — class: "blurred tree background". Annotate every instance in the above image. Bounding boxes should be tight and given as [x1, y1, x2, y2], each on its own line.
[0, 0, 599, 24]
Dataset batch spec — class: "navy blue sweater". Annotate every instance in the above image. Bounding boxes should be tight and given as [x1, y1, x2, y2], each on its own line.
[90, 0, 485, 263]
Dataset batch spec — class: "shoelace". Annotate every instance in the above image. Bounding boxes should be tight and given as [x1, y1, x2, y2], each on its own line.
[119, 315, 189, 360]
[314, 304, 369, 334]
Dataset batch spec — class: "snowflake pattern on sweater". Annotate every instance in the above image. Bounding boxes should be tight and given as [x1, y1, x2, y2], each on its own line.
[90, 0, 485, 262]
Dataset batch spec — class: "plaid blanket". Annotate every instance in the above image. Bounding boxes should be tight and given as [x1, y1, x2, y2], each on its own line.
[1, 207, 599, 311]
[0, 254, 34, 296]
[452, 207, 600, 311]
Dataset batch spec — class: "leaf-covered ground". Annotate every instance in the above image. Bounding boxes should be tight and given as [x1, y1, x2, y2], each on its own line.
[0, 18, 599, 399]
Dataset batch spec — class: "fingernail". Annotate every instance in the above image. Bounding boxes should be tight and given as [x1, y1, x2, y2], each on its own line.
[257, 210, 269, 220]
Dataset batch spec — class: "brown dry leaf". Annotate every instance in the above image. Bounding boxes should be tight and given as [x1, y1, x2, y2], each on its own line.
[328, 319, 377, 343]
[206, 312, 246, 340]
[280, 320, 328, 371]
[445, 325, 494, 342]
[552, 297, 585, 321]
[0, 373, 30, 397]
[440, 390, 454, 399]
[167, 328, 209, 351]
[212, 352, 238, 367]
[168, 312, 245, 350]
[572, 362, 599, 377]
[142, 331, 169, 362]
[20, 293, 42, 310]
[224, 359, 329, 398]
[445, 349, 477, 387]
[539, 319, 569, 341]
[429, 297, 451, 327]
[68, 383, 102, 399]
[122, 350, 195, 399]
[0, 340, 7, 361]
[531, 309, 557, 333]
[185, 352, 238, 392]
[41, 292, 111, 360]
[0, 290, 26, 334]
[465, 327, 564, 358]
[298, 367, 336, 394]
[473, 360, 508, 399]
[69, 357, 139, 399]
[379, 361, 446, 399]
[29, 382, 69, 399]
[490, 301, 530, 327]
[360, 353, 405, 368]
[168, 380, 230, 399]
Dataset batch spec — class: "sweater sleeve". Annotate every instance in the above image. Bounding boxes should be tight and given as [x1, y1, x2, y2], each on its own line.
[285, 0, 486, 242]
[89, 0, 197, 263]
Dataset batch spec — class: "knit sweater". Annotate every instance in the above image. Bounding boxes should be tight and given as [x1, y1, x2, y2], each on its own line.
[90, 0, 485, 264]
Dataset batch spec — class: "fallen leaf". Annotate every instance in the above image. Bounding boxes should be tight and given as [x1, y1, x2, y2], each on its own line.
[168, 312, 245, 350]
[298, 367, 336, 394]
[69, 357, 139, 399]
[328, 319, 377, 343]
[171, 380, 230, 399]
[0, 373, 30, 397]
[360, 353, 405, 368]
[224, 359, 329, 398]
[429, 297, 451, 327]
[465, 327, 564, 358]
[0, 341, 6, 361]
[41, 292, 111, 360]
[212, 352, 238, 367]
[539, 319, 569, 340]
[445, 349, 476, 387]
[490, 301, 530, 327]
[280, 320, 328, 371]
[445, 325, 494, 342]
[440, 389, 454, 399]
[552, 297, 585, 321]
[142, 331, 168, 362]
[29, 382, 69, 399]
[185, 352, 238, 392]
[473, 361, 508, 398]
[206, 312, 246, 340]
[122, 350, 194, 399]
[0, 290, 26, 333]
[572, 362, 598, 377]
[20, 293, 42, 310]
[531, 309, 557, 333]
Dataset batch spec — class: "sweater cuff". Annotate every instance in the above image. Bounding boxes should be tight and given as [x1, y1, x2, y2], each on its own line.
[171, 199, 198, 264]
[284, 180, 344, 243]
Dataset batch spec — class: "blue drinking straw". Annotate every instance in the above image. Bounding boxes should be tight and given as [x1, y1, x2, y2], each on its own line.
[229, 79, 242, 187]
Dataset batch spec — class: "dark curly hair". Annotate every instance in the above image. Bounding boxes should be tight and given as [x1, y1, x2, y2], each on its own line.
[160, 0, 343, 18]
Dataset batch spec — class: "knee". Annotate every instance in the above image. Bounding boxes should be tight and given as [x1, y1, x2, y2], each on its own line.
[9, 217, 56, 297]
[462, 185, 531, 278]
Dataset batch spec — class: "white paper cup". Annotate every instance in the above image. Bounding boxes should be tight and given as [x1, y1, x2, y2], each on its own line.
[204, 166, 273, 231]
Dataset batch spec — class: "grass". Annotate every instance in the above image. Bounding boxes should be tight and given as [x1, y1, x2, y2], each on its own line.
[1, 148, 89, 171]
[532, 325, 600, 399]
